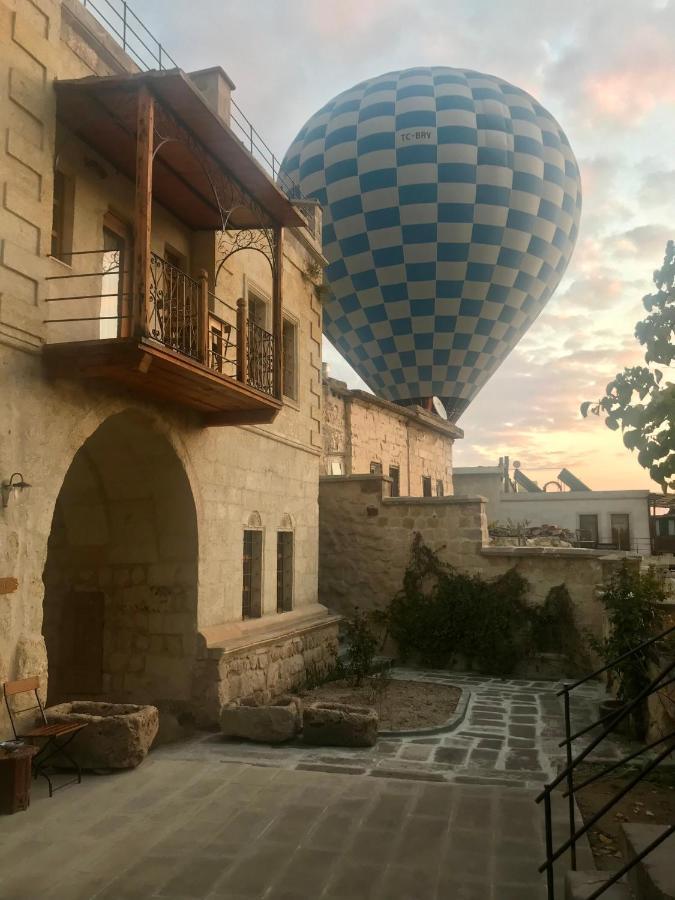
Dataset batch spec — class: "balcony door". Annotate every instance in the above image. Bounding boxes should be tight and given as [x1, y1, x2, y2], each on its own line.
[100, 213, 131, 339]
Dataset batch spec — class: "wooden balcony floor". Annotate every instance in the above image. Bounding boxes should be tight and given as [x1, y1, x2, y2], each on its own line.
[43, 337, 282, 426]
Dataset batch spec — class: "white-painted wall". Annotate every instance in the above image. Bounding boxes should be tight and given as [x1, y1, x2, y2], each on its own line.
[453, 471, 651, 553]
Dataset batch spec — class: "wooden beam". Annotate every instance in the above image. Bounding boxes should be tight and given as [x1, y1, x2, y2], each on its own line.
[272, 227, 284, 400]
[203, 408, 280, 427]
[132, 86, 154, 339]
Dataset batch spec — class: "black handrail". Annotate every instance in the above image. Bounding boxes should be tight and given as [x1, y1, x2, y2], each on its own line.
[536, 637, 675, 899]
[556, 622, 674, 695]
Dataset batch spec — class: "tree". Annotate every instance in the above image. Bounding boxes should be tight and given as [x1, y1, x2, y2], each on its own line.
[581, 240, 675, 491]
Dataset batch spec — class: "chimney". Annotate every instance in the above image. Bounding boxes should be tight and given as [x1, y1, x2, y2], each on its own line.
[189, 67, 235, 126]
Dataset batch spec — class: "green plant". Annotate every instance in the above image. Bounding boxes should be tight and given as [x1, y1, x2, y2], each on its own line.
[343, 607, 379, 686]
[588, 561, 666, 737]
[383, 534, 586, 676]
[581, 240, 675, 490]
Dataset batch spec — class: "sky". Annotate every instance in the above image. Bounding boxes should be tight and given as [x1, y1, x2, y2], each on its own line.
[142, 0, 675, 490]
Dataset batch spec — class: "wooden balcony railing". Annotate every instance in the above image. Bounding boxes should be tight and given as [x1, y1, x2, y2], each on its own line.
[44, 248, 280, 424]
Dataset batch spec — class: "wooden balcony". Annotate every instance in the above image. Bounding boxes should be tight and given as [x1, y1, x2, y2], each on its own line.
[44, 69, 311, 426]
[44, 252, 282, 426]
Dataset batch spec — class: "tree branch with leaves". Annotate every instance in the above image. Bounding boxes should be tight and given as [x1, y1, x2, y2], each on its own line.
[581, 240, 675, 491]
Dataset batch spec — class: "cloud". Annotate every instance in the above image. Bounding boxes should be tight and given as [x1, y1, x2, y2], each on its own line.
[607, 224, 673, 259]
[640, 169, 675, 207]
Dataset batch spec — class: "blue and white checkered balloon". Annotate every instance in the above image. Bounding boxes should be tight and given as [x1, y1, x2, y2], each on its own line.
[282, 66, 581, 420]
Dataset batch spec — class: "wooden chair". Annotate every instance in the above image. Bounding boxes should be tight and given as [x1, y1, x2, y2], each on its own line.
[3, 677, 88, 797]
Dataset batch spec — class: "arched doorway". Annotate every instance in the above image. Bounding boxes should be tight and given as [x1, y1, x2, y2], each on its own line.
[41, 410, 198, 724]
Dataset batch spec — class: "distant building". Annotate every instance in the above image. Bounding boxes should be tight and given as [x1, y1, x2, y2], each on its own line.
[322, 374, 462, 497]
[453, 462, 653, 554]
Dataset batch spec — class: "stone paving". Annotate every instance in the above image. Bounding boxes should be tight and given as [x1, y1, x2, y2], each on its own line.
[0, 755, 579, 900]
[0, 672, 618, 899]
[157, 669, 620, 791]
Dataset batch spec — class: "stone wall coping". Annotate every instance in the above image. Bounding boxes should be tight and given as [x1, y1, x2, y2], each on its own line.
[383, 495, 487, 506]
[62, 0, 139, 74]
[480, 546, 639, 560]
[201, 607, 340, 657]
[499, 490, 651, 502]
[321, 474, 392, 483]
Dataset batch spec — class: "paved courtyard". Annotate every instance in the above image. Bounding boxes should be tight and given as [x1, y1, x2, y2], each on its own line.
[0, 673, 610, 899]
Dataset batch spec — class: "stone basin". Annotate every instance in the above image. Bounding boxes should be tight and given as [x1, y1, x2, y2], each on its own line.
[302, 702, 378, 747]
[220, 695, 302, 744]
[45, 701, 159, 769]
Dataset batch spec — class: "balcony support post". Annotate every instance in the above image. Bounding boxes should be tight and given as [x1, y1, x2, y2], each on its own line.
[272, 226, 283, 399]
[198, 269, 209, 365]
[132, 86, 154, 339]
[236, 296, 248, 384]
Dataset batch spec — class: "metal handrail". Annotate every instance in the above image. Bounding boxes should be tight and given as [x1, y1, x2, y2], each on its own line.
[536, 645, 675, 899]
[556, 623, 675, 696]
[79, 0, 303, 201]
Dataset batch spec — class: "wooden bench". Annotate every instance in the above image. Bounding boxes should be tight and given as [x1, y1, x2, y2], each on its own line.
[3, 677, 88, 797]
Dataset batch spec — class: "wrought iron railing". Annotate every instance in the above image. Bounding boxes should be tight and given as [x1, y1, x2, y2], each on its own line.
[79, 0, 303, 201]
[148, 252, 200, 360]
[46, 248, 277, 398]
[536, 623, 675, 899]
[247, 320, 275, 395]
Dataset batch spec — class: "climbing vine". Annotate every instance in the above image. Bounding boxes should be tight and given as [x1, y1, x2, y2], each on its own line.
[382, 534, 585, 676]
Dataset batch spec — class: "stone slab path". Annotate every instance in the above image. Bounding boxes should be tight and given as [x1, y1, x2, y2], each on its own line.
[0, 672, 620, 899]
[0, 757, 577, 900]
[158, 670, 621, 791]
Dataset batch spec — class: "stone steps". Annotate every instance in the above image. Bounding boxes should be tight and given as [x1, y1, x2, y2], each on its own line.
[619, 824, 675, 900]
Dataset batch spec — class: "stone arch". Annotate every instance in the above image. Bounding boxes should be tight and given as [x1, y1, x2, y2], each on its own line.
[41, 409, 199, 728]
[247, 510, 262, 528]
[279, 513, 294, 531]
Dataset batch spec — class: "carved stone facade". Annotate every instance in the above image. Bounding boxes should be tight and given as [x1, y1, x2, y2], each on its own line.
[0, 0, 337, 737]
[322, 376, 462, 497]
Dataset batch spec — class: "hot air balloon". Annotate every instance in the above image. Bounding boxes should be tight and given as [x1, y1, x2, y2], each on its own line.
[282, 67, 581, 420]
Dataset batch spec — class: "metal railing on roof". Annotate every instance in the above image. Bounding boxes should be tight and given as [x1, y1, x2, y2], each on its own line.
[80, 0, 303, 201]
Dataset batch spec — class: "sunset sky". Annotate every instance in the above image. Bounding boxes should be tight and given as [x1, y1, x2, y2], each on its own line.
[149, 0, 675, 490]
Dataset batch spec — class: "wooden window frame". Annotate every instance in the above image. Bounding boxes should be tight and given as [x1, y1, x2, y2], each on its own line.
[50, 168, 75, 264]
[370, 461, 383, 475]
[242, 529, 263, 620]
[422, 475, 432, 497]
[610, 513, 631, 551]
[102, 212, 132, 338]
[282, 314, 299, 402]
[276, 531, 294, 613]
[389, 465, 400, 497]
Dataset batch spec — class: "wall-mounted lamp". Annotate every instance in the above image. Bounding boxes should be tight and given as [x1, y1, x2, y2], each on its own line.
[1, 473, 31, 508]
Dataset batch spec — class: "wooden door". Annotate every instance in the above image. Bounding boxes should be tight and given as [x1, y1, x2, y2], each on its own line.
[102, 212, 132, 338]
[59, 590, 104, 697]
[611, 514, 631, 551]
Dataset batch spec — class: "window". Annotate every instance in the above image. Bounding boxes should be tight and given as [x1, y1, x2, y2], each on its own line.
[389, 465, 400, 497]
[370, 461, 383, 475]
[242, 530, 263, 619]
[51, 169, 74, 263]
[422, 476, 432, 497]
[436, 480, 444, 497]
[578, 514, 599, 545]
[330, 459, 344, 475]
[611, 514, 630, 551]
[282, 317, 298, 400]
[248, 291, 268, 330]
[277, 532, 293, 613]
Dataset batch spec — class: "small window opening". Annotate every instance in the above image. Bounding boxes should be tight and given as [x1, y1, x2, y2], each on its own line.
[370, 461, 383, 475]
[422, 476, 432, 497]
[51, 169, 74, 263]
[389, 466, 400, 497]
[436, 480, 444, 497]
[277, 532, 293, 613]
[282, 318, 298, 400]
[242, 530, 263, 619]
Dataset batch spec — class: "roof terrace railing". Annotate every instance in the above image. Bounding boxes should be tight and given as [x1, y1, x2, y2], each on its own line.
[80, 0, 303, 201]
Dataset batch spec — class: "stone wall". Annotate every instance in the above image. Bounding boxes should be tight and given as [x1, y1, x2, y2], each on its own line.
[321, 379, 460, 496]
[319, 475, 628, 641]
[193, 611, 340, 725]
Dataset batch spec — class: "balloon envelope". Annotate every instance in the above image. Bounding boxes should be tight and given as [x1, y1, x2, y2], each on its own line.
[282, 66, 581, 420]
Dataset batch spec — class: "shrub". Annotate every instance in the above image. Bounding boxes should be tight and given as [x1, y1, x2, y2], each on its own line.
[384, 533, 584, 676]
[343, 607, 379, 686]
[588, 561, 666, 735]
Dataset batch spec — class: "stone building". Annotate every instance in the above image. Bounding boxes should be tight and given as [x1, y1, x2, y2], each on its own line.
[0, 0, 338, 738]
[322, 374, 462, 497]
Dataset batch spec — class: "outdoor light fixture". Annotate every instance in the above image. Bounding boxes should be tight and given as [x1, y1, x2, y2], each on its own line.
[1, 473, 31, 508]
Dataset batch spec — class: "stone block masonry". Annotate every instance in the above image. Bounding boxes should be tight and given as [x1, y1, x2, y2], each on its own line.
[319, 475, 629, 640]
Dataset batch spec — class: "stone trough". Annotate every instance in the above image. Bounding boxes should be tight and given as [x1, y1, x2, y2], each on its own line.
[220, 695, 302, 744]
[45, 701, 159, 769]
[303, 702, 378, 747]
